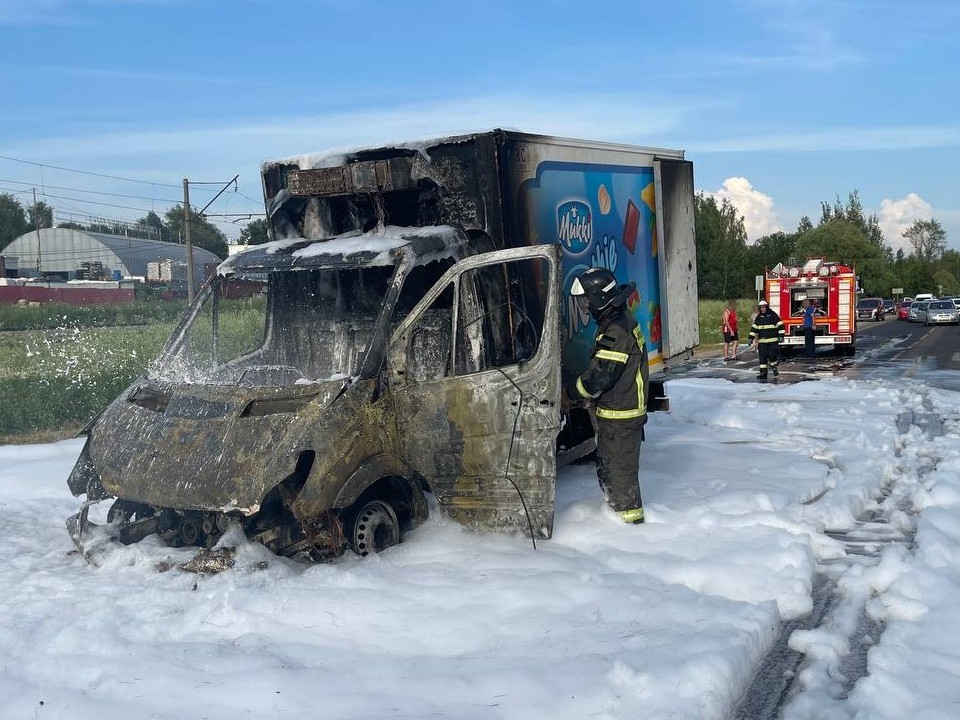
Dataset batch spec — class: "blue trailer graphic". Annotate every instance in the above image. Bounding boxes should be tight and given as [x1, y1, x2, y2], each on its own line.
[520, 161, 662, 381]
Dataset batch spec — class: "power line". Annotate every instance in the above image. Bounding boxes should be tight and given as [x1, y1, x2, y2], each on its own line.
[0, 186, 162, 215]
[0, 177, 181, 204]
[0, 153, 187, 190]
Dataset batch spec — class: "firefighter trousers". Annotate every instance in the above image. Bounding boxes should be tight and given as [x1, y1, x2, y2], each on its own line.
[757, 342, 780, 376]
[595, 416, 645, 512]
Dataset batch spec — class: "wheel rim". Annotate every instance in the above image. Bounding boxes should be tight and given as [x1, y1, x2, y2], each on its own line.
[350, 500, 400, 557]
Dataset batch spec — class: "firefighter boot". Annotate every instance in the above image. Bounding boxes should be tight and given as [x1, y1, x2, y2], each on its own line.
[620, 507, 644, 524]
[772, 366, 779, 377]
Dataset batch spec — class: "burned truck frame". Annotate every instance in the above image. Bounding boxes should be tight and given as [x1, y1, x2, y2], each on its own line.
[69, 228, 562, 558]
[68, 129, 698, 560]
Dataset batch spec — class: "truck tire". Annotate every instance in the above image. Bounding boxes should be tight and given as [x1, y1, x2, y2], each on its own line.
[346, 499, 401, 557]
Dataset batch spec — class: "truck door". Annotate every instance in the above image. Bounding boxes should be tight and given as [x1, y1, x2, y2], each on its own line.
[387, 245, 562, 539]
[654, 157, 699, 360]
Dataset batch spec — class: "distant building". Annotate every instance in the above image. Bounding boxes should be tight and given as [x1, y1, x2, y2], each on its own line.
[3, 228, 222, 282]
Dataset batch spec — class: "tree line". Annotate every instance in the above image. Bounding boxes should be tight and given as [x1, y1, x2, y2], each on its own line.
[0, 193, 256, 260]
[695, 190, 955, 300]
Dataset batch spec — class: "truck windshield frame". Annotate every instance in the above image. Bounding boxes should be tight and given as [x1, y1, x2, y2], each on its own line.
[149, 261, 405, 387]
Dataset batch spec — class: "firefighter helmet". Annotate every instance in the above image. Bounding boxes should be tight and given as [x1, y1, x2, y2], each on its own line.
[571, 267, 622, 318]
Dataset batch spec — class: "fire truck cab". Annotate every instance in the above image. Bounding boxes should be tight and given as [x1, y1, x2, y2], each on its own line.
[764, 257, 857, 357]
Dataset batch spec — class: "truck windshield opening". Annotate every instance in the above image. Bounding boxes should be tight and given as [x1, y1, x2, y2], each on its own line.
[150, 266, 394, 386]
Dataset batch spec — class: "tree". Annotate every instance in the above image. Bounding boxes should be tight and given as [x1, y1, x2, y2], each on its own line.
[0, 193, 29, 252]
[134, 211, 169, 242]
[902, 218, 947, 264]
[746, 231, 798, 278]
[820, 190, 888, 258]
[796, 219, 896, 297]
[932, 268, 959, 297]
[797, 216, 813, 235]
[239, 218, 270, 245]
[163, 205, 229, 259]
[27, 201, 54, 230]
[694, 194, 749, 299]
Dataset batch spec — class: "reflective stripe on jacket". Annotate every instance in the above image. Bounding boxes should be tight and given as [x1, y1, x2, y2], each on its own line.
[748, 310, 785, 344]
[571, 311, 648, 421]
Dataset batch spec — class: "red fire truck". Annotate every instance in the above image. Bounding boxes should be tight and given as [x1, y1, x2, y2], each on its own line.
[764, 257, 857, 356]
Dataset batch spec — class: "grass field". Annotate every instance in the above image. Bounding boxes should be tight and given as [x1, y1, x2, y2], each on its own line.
[0, 300, 186, 332]
[0, 322, 175, 443]
[698, 298, 758, 347]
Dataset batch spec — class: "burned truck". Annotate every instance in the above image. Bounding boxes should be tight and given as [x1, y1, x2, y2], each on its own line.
[67, 129, 698, 560]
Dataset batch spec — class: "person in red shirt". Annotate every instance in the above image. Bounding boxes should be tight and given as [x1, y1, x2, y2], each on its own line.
[721, 299, 739, 361]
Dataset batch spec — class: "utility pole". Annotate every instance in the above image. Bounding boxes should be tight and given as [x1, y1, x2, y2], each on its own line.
[182, 178, 196, 302]
[32, 188, 42, 275]
[181, 174, 238, 302]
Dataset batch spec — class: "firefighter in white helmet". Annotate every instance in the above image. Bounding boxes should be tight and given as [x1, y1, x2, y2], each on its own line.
[748, 299, 785, 380]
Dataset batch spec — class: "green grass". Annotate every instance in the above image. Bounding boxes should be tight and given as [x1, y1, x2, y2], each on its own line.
[0, 300, 187, 331]
[0, 323, 175, 443]
[698, 298, 757, 347]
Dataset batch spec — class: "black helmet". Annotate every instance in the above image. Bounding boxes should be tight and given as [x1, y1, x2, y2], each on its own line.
[571, 267, 628, 319]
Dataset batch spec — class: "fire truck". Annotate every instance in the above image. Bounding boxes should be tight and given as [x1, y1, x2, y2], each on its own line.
[764, 257, 857, 356]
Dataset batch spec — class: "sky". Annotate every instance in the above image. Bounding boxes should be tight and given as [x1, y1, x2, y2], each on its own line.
[1, 0, 959, 252]
[2, 369, 960, 719]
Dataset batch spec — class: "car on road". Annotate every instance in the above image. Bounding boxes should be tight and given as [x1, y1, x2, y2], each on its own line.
[856, 297, 885, 321]
[883, 299, 896, 315]
[909, 300, 930, 323]
[898, 300, 913, 320]
[924, 300, 959, 326]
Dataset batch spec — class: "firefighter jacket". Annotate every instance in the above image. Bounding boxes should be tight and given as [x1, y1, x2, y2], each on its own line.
[571, 309, 649, 422]
[749, 309, 785, 344]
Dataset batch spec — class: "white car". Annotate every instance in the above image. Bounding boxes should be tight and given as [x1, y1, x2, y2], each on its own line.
[909, 300, 930, 323]
[924, 300, 959, 326]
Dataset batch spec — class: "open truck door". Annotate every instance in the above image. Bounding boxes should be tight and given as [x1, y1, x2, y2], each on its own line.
[387, 245, 562, 540]
[653, 157, 698, 364]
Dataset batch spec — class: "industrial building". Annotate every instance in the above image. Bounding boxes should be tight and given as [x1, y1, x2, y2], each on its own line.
[2, 227, 221, 281]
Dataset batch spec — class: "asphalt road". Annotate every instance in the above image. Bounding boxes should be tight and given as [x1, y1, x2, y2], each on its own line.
[674, 314, 960, 390]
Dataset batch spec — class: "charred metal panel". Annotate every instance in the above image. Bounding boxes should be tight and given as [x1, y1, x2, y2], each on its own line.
[387, 245, 562, 539]
[286, 157, 416, 197]
[89, 381, 340, 514]
[288, 385, 404, 518]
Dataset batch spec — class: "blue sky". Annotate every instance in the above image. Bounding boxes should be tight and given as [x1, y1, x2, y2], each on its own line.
[1, 0, 958, 250]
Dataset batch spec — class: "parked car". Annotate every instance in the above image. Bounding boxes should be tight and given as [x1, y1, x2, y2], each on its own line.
[924, 300, 959, 326]
[909, 300, 930, 323]
[951, 298, 960, 311]
[898, 300, 913, 320]
[883, 299, 896, 315]
[856, 297, 885, 321]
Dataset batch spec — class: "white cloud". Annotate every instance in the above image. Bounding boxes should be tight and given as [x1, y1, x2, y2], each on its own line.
[707, 177, 783, 242]
[877, 193, 933, 253]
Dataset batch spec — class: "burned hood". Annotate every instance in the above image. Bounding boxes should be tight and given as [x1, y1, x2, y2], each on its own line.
[89, 378, 349, 514]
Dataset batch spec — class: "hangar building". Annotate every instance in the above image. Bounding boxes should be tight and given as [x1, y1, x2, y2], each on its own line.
[3, 228, 221, 281]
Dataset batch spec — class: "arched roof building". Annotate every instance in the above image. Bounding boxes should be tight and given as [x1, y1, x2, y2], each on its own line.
[3, 228, 222, 280]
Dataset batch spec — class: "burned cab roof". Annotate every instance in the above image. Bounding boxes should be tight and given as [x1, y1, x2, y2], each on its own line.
[219, 225, 466, 275]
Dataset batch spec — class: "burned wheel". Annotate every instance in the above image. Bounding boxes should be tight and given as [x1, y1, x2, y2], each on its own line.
[348, 500, 400, 557]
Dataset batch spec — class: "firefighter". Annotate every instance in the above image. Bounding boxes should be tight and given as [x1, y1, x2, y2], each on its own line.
[566, 267, 649, 524]
[748, 299, 785, 380]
